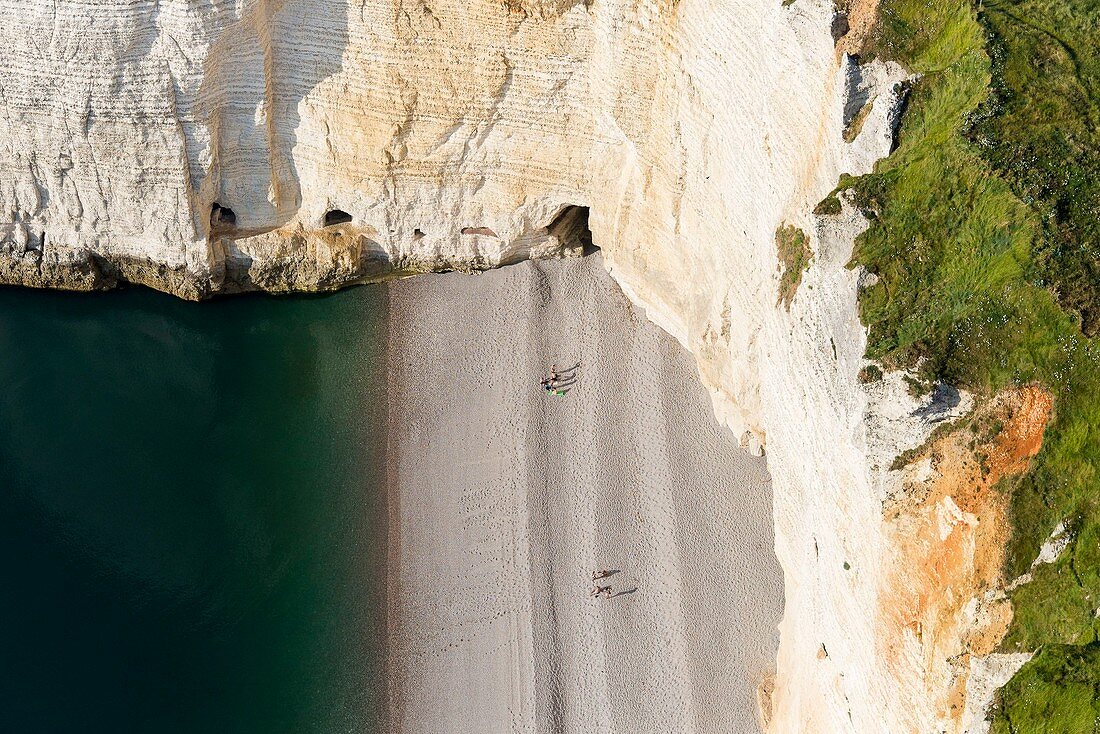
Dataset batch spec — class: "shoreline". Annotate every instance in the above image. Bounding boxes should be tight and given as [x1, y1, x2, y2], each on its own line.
[382, 254, 782, 732]
[382, 279, 403, 733]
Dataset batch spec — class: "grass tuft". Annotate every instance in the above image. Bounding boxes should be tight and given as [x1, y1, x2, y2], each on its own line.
[776, 225, 812, 309]
[814, 193, 843, 216]
[843, 98, 876, 143]
[858, 364, 884, 383]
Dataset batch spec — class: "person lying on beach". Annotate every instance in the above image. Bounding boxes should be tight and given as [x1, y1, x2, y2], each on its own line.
[541, 380, 566, 396]
[591, 585, 612, 598]
[592, 570, 610, 581]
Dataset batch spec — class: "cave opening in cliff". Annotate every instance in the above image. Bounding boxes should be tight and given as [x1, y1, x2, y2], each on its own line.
[548, 205, 595, 254]
[324, 209, 353, 227]
[210, 203, 236, 227]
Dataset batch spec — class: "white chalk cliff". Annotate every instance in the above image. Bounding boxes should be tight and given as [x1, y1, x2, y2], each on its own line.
[0, 0, 1030, 731]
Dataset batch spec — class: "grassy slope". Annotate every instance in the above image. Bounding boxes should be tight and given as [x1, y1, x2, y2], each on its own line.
[971, 0, 1100, 337]
[848, 0, 1100, 728]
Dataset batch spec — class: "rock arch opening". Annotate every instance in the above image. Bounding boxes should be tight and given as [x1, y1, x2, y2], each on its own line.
[324, 209, 353, 227]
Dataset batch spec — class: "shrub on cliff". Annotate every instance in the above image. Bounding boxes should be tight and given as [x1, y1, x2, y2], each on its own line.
[776, 225, 812, 309]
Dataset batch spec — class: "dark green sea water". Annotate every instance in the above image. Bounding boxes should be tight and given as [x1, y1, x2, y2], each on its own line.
[0, 285, 388, 733]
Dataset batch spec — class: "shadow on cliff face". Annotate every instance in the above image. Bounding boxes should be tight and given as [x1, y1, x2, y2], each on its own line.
[194, 1, 349, 234]
[912, 383, 963, 422]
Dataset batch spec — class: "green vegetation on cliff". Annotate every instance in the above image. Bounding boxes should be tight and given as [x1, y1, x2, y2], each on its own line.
[993, 643, 1100, 733]
[845, 0, 1100, 725]
[970, 0, 1100, 338]
[776, 224, 812, 309]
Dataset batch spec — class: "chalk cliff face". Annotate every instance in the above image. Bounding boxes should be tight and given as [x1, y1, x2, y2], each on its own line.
[0, 0, 1030, 730]
[1, 0, 878, 436]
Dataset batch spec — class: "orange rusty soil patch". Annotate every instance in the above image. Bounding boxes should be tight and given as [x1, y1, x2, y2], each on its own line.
[879, 385, 1053, 728]
[838, 0, 882, 58]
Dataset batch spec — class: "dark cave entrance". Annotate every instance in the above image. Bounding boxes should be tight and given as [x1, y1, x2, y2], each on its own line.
[324, 209, 353, 227]
[548, 205, 595, 255]
[210, 203, 237, 227]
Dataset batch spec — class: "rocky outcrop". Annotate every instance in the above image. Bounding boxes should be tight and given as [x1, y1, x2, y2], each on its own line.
[1, 0, 1036, 731]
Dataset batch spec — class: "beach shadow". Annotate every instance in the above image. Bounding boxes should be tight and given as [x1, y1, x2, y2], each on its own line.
[611, 587, 637, 598]
[550, 362, 580, 379]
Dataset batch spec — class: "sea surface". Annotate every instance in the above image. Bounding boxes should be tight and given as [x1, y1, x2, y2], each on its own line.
[0, 284, 387, 733]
